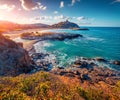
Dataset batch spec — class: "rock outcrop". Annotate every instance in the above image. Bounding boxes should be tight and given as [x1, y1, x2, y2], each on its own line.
[0, 34, 33, 76]
[51, 58, 120, 85]
[21, 32, 83, 41]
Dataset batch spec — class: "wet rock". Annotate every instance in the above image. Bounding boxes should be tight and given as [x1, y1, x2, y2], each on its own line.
[74, 60, 94, 69]
[90, 62, 96, 66]
[59, 70, 68, 75]
[51, 33, 83, 41]
[80, 61, 88, 68]
[74, 60, 82, 65]
[95, 57, 107, 62]
[58, 66, 65, 69]
[81, 74, 91, 80]
[43, 66, 49, 71]
[70, 59, 120, 84]
[113, 60, 120, 65]
[65, 73, 75, 77]
[73, 70, 80, 75]
[31, 53, 49, 60]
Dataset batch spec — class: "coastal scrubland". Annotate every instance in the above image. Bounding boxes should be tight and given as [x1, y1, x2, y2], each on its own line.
[0, 71, 120, 100]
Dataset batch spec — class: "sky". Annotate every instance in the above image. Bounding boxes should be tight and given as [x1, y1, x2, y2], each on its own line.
[0, 0, 120, 27]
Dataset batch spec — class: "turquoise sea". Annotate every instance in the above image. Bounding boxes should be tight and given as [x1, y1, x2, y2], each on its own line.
[34, 27, 120, 71]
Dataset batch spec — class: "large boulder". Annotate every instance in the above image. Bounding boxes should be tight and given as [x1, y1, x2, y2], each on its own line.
[0, 34, 33, 76]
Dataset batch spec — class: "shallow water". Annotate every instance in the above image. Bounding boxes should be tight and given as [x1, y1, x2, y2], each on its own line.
[34, 27, 120, 70]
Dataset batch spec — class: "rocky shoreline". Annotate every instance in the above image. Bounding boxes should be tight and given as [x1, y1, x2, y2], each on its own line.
[23, 31, 120, 83]
[1, 30, 120, 86]
[21, 30, 120, 86]
[29, 52, 120, 85]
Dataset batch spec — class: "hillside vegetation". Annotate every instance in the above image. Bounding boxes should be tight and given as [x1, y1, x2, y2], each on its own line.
[0, 71, 120, 100]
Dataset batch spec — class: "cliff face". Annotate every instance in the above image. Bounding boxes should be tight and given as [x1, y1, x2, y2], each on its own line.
[0, 34, 33, 76]
[50, 20, 80, 28]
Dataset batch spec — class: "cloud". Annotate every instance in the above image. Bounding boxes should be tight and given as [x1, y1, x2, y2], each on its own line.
[0, 4, 15, 12]
[111, 0, 120, 4]
[42, 6, 47, 10]
[79, 22, 91, 25]
[114, 0, 120, 2]
[34, 16, 52, 20]
[77, 16, 86, 21]
[54, 15, 67, 20]
[54, 11, 58, 14]
[19, 0, 47, 10]
[60, 1, 64, 8]
[34, 15, 68, 21]
[70, 0, 80, 6]
[54, 15, 73, 20]
[76, 16, 94, 25]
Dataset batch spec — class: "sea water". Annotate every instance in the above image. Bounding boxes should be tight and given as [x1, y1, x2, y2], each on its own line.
[34, 27, 120, 71]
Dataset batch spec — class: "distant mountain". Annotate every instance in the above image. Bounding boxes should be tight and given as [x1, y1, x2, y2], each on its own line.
[0, 20, 49, 33]
[0, 21, 20, 32]
[50, 20, 80, 29]
[23, 23, 49, 28]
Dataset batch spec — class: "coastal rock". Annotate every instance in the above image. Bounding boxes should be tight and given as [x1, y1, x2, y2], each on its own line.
[74, 60, 94, 69]
[31, 53, 49, 60]
[95, 57, 107, 62]
[81, 74, 91, 81]
[51, 59, 120, 85]
[0, 35, 33, 76]
[52, 34, 83, 41]
[113, 60, 120, 65]
[21, 32, 83, 41]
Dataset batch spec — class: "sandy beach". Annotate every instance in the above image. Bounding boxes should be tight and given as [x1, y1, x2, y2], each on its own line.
[2, 28, 48, 51]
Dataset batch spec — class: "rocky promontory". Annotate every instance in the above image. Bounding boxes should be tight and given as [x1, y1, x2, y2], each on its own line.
[20, 32, 83, 41]
[0, 34, 34, 76]
[50, 20, 89, 30]
[50, 20, 80, 29]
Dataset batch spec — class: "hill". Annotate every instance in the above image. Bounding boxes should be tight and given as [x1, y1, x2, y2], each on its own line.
[0, 20, 49, 33]
[50, 20, 80, 28]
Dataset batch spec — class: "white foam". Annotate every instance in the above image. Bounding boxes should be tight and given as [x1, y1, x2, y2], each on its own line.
[64, 40, 78, 46]
[34, 41, 53, 53]
[85, 36, 104, 41]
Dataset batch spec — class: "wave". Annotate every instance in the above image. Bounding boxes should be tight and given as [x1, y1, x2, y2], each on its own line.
[64, 40, 78, 46]
[34, 41, 54, 53]
[85, 36, 104, 41]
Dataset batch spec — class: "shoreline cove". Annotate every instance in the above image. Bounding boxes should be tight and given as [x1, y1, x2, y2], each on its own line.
[6, 28, 120, 72]
[1, 28, 120, 100]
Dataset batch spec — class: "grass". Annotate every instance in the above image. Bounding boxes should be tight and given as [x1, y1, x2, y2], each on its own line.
[0, 71, 120, 100]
